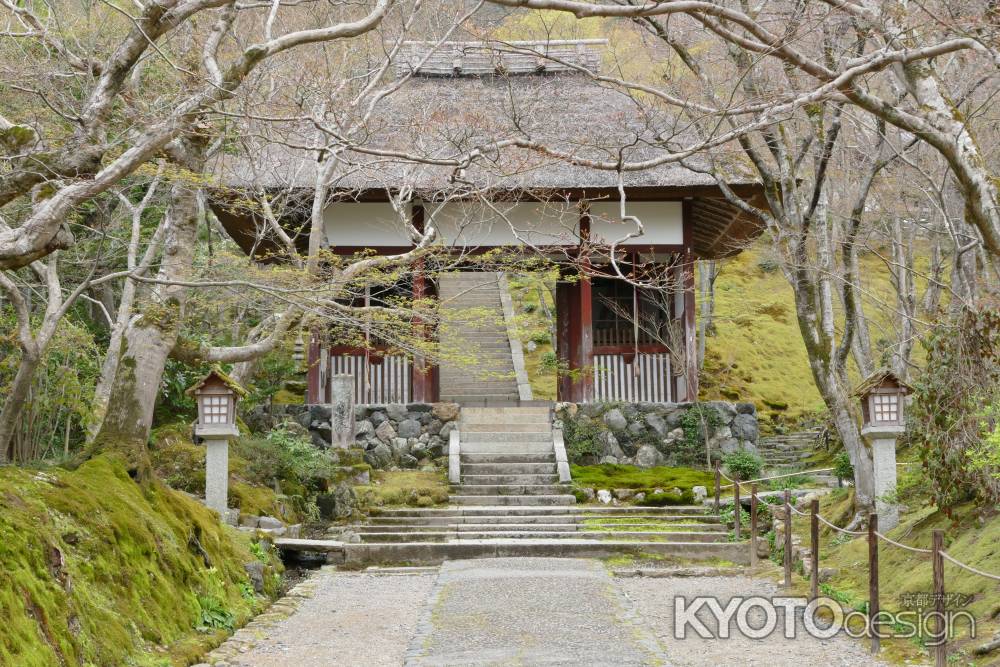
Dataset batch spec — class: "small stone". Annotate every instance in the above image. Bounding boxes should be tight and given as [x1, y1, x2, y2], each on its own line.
[399, 453, 419, 468]
[439, 421, 456, 439]
[613, 488, 634, 501]
[369, 411, 388, 426]
[603, 408, 628, 431]
[597, 489, 613, 504]
[391, 437, 410, 456]
[579, 487, 596, 501]
[257, 516, 283, 530]
[732, 413, 759, 442]
[352, 469, 370, 485]
[355, 420, 375, 440]
[692, 485, 708, 503]
[431, 402, 460, 422]
[386, 404, 408, 421]
[635, 444, 664, 468]
[244, 561, 265, 594]
[666, 427, 685, 442]
[598, 431, 625, 459]
[364, 442, 393, 469]
[599, 456, 619, 465]
[397, 418, 422, 438]
[645, 413, 667, 437]
[375, 420, 397, 443]
[525, 340, 538, 352]
[736, 402, 757, 415]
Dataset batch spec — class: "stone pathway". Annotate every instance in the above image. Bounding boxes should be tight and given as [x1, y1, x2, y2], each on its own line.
[214, 558, 894, 667]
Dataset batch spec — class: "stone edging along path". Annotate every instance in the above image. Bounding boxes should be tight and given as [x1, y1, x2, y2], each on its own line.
[193, 576, 321, 667]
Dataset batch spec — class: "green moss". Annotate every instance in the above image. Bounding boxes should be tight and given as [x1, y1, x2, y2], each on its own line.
[570, 464, 714, 492]
[0, 455, 280, 666]
[355, 470, 449, 509]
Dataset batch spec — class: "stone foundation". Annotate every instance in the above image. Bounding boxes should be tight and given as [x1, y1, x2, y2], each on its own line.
[555, 401, 758, 468]
[249, 402, 459, 470]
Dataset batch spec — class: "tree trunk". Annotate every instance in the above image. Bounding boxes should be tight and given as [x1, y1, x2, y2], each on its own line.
[0, 347, 40, 462]
[90, 148, 204, 476]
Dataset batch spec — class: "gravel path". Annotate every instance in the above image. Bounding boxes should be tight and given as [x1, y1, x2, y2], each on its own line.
[619, 574, 892, 667]
[222, 559, 896, 666]
[230, 568, 435, 667]
[405, 557, 665, 666]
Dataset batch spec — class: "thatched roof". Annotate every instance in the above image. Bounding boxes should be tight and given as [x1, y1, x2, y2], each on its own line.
[211, 40, 765, 259]
[852, 369, 913, 397]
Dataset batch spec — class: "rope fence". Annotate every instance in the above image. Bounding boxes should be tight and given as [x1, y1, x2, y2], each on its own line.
[712, 466, 1000, 666]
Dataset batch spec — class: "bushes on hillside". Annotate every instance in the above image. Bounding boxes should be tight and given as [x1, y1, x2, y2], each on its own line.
[723, 449, 763, 481]
[911, 302, 1000, 507]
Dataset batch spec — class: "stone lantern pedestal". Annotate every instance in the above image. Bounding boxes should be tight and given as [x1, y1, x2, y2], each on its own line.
[862, 424, 903, 531]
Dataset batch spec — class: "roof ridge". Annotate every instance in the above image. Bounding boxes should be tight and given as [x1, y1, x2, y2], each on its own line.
[395, 39, 606, 78]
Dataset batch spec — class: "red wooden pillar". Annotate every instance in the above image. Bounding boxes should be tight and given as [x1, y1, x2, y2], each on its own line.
[555, 278, 573, 402]
[578, 262, 594, 402]
[306, 335, 321, 404]
[682, 199, 698, 401]
[410, 203, 437, 403]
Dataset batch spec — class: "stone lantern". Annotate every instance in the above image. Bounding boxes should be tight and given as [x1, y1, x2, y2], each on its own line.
[854, 370, 912, 530]
[187, 368, 246, 519]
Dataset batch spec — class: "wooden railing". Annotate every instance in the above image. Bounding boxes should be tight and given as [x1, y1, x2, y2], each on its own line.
[712, 463, 1000, 665]
[329, 352, 412, 404]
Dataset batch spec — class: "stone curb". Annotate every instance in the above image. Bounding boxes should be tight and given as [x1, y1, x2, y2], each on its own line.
[192, 568, 325, 666]
[612, 566, 747, 578]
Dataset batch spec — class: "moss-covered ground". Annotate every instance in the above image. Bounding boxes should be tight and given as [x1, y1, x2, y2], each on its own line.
[570, 464, 714, 492]
[780, 469, 1000, 664]
[356, 470, 450, 509]
[507, 271, 559, 401]
[0, 455, 281, 666]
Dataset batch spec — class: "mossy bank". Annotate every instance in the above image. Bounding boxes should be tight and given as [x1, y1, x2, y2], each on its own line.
[0, 455, 282, 666]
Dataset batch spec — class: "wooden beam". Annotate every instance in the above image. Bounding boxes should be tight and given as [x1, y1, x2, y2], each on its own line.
[683, 199, 699, 401]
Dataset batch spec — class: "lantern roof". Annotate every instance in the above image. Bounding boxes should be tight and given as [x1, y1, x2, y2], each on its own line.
[852, 369, 913, 398]
[185, 367, 248, 398]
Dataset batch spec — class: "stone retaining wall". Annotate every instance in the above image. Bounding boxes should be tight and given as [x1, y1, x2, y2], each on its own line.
[250, 402, 459, 470]
[555, 401, 758, 468]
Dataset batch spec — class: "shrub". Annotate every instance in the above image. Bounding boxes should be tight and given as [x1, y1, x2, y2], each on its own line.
[539, 350, 559, 370]
[561, 417, 605, 463]
[833, 451, 854, 484]
[233, 424, 337, 494]
[529, 330, 550, 344]
[723, 449, 764, 481]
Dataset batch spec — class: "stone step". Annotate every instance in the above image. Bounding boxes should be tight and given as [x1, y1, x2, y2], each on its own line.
[461, 431, 552, 443]
[365, 514, 720, 526]
[372, 505, 711, 517]
[356, 530, 728, 543]
[461, 462, 557, 474]
[311, 540, 753, 566]
[461, 407, 552, 417]
[440, 395, 520, 403]
[358, 520, 725, 532]
[450, 494, 577, 506]
[459, 444, 553, 456]
[461, 453, 554, 464]
[450, 484, 570, 496]
[462, 423, 552, 433]
[461, 473, 558, 485]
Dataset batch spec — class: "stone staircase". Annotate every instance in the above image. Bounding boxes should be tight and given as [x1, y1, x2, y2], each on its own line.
[757, 429, 821, 469]
[451, 406, 575, 506]
[279, 406, 749, 565]
[438, 273, 519, 404]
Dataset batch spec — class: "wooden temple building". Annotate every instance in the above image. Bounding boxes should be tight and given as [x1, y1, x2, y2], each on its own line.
[213, 40, 765, 406]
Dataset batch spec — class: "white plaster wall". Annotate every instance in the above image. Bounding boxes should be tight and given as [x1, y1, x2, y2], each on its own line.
[589, 201, 683, 246]
[427, 201, 578, 246]
[324, 202, 412, 247]
[323, 199, 684, 249]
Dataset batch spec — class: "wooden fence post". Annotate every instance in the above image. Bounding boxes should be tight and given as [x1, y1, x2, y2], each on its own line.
[750, 483, 758, 567]
[714, 461, 721, 513]
[733, 480, 741, 541]
[932, 529, 946, 667]
[869, 513, 880, 655]
[783, 489, 792, 588]
[810, 499, 819, 600]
